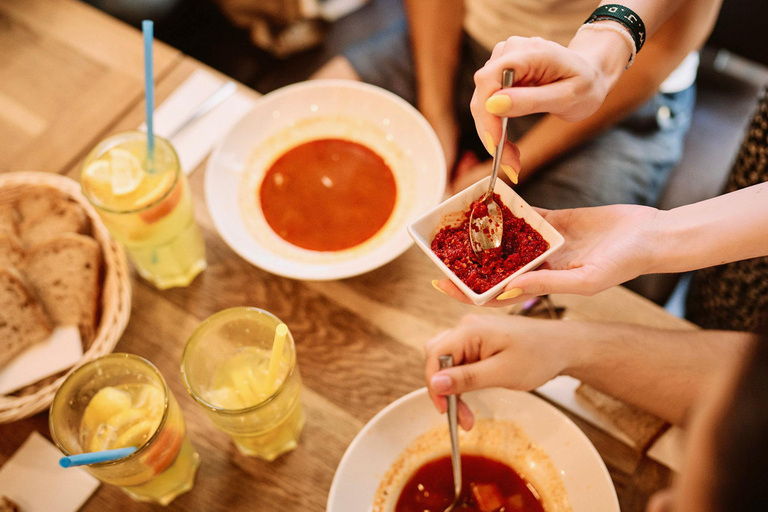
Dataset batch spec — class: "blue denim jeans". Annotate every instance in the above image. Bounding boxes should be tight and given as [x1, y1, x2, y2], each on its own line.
[345, 20, 696, 209]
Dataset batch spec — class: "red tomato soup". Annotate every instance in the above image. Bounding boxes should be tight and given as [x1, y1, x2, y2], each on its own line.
[259, 138, 397, 251]
[431, 194, 548, 294]
[395, 455, 545, 512]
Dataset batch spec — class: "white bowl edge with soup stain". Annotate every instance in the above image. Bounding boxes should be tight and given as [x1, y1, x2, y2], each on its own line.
[327, 388, 620, 512]
[205, 80, 445, 280]
[408, 176, 564, 305]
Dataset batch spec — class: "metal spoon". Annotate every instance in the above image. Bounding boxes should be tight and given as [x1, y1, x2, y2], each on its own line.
[469, 69, 515, 256]
[439, 354, 462, 512]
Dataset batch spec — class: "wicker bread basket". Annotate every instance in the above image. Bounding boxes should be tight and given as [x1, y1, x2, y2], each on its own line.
[0, 172, 131, 423]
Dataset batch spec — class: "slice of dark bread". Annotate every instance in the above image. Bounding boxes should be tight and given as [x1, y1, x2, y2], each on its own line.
[0, 205, 18, 238]
[18, 192, 88, 248]
[0, 233, 23, 269]
[0, 265, 53, 368]
[25, 233, 101, 344]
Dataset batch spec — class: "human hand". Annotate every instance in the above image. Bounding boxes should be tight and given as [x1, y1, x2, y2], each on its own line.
[471, 35, 625, 182]
[425, 315, 576, 430]
[433, 204, 661, 307]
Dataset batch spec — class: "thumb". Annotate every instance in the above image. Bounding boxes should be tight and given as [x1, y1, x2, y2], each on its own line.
[430, 357, 506, 395]
[505, 266, 600, 297]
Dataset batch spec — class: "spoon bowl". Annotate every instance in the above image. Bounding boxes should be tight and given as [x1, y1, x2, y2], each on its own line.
[469, 193, 503, 254]
[469, 69, 514, 256]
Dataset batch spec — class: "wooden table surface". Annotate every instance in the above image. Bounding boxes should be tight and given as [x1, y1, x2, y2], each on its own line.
[0, 1, 689, 510]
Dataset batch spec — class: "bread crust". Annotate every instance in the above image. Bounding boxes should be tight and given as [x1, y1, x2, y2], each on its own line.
[0, 264, 53, 368]
[25, 233, 102, 344]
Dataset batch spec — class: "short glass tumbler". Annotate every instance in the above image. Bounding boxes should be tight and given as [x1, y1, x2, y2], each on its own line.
[181, 307, 305, 460]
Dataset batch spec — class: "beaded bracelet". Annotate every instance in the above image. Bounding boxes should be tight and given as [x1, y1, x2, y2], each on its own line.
[575, 22, 637, 68]
[585, 4, 646, 53]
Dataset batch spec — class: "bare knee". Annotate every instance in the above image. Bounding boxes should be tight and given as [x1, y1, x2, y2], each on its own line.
[310, 55, 361, 81]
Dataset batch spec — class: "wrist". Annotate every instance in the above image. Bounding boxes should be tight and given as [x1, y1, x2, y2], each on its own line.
[568, 24, 631, 93]
[643, 209, 675, 274]
[556, 322, 595, 378]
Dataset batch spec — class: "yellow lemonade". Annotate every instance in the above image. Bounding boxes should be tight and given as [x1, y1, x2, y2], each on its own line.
[182, 308, 305, 461]
[81, 131, 206, 289]
[50, 354, 200, 505]
[203, 347, 305, 458]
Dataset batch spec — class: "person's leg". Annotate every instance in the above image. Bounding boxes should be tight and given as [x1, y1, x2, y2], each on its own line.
[518, 85, 697, 209]
[310, 21, 418, 105]
[310, 55, 361, 80]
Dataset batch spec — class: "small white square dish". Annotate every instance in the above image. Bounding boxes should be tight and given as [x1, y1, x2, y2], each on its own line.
[408, 176, 564, 305]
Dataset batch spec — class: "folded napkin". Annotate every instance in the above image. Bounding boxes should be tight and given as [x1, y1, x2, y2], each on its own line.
[537, 376, 685, 471]
[646, 427, 685, 472]
[0, 326, 82, 396]
[139, 69, 257, 175]
[536, 376, 637, 447]
[0, 432, 99, 512]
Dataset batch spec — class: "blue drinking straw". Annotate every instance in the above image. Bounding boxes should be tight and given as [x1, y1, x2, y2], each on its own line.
[142, 20, 155, 168]
[59, 447, 137, 468]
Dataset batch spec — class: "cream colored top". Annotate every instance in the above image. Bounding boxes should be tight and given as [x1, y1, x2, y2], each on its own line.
[465, 0, 597, 50]
[464, 0, 697, 92]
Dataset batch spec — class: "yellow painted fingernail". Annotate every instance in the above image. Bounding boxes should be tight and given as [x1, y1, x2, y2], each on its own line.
[484, 131, 496, 156]
[432, 280, 448, 295]
[486, 94, 512, 115]
[501, 164, 518, 184]
[497, 288, 523, 300]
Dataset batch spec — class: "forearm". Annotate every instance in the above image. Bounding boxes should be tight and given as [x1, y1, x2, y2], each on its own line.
[561, 322, 754, 425]
[516, 0, 720, 176]
[404, 0, 464, 117]
[647, 183, 768, 273]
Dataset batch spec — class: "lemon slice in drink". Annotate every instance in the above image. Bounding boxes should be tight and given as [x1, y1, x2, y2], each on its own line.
[83, 159, 111, 183]
[109, 148, 144, 196]
[82, 387, 132, 432]
[117, 419, 160, 448]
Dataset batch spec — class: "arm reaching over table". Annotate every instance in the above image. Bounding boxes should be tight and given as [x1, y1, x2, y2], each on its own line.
[424, 314, 754, 430]
[435, 183, 768, 307]
[472, 0, 721, 181]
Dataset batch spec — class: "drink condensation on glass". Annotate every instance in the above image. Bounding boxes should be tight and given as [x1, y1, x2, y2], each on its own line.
[80, 131, 206, 289]
[49, 354, 200, 505]
[181, 307, 305, 461]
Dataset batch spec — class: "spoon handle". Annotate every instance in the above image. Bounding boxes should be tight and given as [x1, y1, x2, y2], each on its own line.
[439, 355, 462, 499]
[488, 69, 515, 196]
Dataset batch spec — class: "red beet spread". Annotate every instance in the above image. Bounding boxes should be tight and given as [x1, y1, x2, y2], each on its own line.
[431, 194, 549, 294]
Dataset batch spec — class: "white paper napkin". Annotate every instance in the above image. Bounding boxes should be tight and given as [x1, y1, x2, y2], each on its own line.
[536, 376, 636, 446]
[646, 426, 685, 472]
[0, 326, 82, 395]
[0, 432, 100, 512]
[139, 69, 257, 175]
[536, 376, 685, 471]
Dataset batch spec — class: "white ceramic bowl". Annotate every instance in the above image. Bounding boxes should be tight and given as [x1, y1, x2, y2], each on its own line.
[327, 388, 619, 512]
[205, 80, 446, 280]
[408, 176, 564, 305]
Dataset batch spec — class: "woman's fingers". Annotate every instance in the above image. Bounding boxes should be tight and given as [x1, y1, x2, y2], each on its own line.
[432, 279, 474, 304]
[457, 398, 475, 431]
[497, 266, 601, 298]
[430, 356, 509, 395]
[471, 37, 599, 164]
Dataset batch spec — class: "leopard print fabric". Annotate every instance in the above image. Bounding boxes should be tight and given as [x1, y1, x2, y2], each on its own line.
[686, 87, 768, 332]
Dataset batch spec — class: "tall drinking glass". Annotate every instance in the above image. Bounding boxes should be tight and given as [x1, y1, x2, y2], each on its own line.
[50, 354, 200, 505]
[80, 131, 206, 289]
[181, 307, 305, 461]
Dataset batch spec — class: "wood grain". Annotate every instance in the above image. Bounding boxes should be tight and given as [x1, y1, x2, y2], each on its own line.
[0, 0, 181, 175]
[0, 3, 687, 511]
